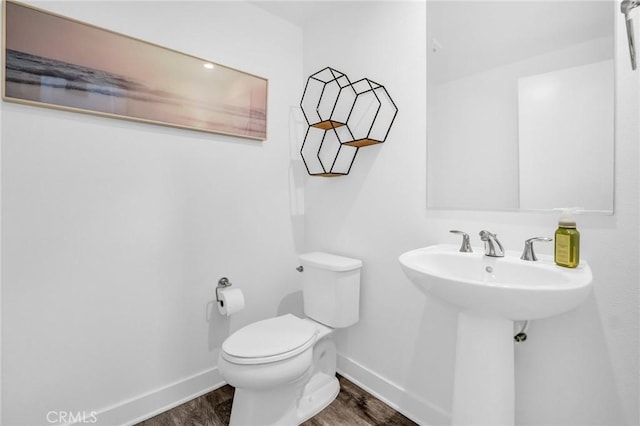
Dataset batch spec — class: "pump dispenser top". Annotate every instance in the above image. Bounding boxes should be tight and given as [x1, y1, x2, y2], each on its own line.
[554, 208, 581, 268]
[558, 208, 577, 228]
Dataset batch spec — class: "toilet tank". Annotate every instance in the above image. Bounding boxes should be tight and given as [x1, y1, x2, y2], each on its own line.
[298, 252, 362, 328]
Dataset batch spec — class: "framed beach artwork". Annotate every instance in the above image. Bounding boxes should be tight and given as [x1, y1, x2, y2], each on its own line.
[2, 0, 268, 140]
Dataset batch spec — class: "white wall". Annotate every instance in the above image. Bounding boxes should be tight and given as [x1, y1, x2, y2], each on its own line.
[303, 2, 639, 425]
[1, 2, 304, 425]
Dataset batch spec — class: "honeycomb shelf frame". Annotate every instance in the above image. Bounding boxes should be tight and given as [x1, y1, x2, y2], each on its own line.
[299, 67, 398, 177]
[300, 67, 353, 131]
[300, 125, 359, 177]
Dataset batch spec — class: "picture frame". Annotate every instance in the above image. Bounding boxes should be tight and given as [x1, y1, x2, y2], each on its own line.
[2, 0, 268, 141]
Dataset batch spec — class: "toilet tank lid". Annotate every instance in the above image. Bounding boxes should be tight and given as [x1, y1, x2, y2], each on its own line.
[298, 252, 362, 272]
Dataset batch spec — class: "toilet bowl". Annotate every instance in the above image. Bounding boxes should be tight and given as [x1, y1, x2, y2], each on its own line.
[218, 252, 362, 426]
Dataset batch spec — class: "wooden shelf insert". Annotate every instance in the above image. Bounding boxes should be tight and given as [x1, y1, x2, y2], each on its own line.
[311, 120, 345, 130]
[343, 139, 382, 148]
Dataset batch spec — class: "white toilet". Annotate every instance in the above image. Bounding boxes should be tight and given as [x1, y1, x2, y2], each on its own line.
[218, 252, 362, 426]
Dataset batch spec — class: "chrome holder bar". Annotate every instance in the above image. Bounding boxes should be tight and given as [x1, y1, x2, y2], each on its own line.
[216, 277, 231, 303]
[626, 18, 637, 70]
[622, 0, 640, 70]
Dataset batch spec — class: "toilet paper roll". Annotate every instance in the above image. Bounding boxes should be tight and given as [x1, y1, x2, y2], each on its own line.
[217, 287, 245, 316]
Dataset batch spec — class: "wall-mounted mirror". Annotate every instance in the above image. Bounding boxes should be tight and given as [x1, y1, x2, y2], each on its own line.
[427, 1, 615, 213]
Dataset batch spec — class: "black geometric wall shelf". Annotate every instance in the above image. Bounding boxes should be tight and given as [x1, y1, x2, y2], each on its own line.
[299, 67, 398, 177]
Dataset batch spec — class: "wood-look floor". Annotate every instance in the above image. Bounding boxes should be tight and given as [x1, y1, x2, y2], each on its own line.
[135, 375, 417, 426]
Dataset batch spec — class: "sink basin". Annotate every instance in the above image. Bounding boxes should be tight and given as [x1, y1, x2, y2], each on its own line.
[399, 244, 593, 321]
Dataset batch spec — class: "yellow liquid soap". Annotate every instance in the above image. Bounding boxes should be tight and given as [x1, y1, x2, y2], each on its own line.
[554, 226, 580, 268]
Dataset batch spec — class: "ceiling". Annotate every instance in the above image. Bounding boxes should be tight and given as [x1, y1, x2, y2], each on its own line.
[249, 1, 332, 28]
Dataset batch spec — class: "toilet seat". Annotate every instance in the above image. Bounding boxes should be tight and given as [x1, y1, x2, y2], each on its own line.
[222, 314, 318, 365]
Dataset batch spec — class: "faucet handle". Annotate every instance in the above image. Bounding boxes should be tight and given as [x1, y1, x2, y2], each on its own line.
[450, 230, 473, 253]
[520, 237, 553, 261]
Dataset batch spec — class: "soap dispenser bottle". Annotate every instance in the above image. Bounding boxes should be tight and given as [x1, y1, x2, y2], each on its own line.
[554, 208, 580, 268]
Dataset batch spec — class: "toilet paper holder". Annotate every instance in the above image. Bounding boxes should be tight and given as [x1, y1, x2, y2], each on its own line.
[216, 277, 232, 304]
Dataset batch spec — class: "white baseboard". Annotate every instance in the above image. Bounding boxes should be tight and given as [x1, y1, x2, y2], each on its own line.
[78, 367, 225, 426]
[75, 357, 448, 426]
[337, 354, 451, 426]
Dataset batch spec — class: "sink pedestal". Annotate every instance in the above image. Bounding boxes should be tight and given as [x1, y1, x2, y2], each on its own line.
[452, 312, 514, 426]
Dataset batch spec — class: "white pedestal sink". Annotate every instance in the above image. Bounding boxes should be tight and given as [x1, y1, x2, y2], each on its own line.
[399, 244, 592, 426]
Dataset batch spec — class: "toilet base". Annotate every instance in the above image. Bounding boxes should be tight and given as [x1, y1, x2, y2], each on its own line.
[297, 372, 340, 423]
[229, 376, 304, 426]
[228, 371, 339, 426]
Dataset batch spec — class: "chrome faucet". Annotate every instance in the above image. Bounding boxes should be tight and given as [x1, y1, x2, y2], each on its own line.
[479, 230, 504, 257]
